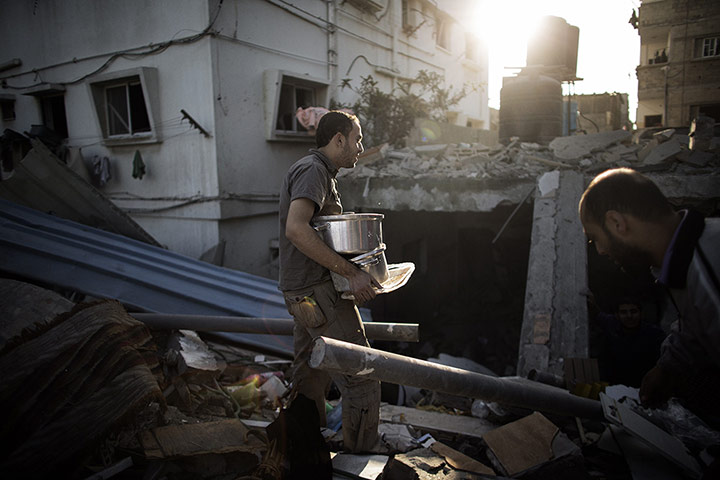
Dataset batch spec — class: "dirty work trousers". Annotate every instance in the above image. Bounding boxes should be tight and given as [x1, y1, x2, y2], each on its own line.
[283, 279, 380, 453]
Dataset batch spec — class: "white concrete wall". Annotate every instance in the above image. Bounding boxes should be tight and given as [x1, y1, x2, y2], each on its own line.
[1, 0, 491, 279]
[0, 0, 221, 259]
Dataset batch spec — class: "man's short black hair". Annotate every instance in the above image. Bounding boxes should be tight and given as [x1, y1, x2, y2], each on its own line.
[316, 111, 358, 148]
[579, 168, 675, 226]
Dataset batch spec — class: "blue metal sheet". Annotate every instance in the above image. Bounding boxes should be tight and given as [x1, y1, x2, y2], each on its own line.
[0, 198, 295, 356]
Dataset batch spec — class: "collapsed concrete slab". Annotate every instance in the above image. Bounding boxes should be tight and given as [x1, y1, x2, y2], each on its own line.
[549, 130, 633, 161]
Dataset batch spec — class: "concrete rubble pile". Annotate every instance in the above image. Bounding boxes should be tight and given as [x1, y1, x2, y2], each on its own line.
[3, 277, 718, 479]
[340, 126, 720, 182]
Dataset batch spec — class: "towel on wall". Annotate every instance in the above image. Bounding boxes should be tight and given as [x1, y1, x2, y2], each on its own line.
[132, 150, 146, 180]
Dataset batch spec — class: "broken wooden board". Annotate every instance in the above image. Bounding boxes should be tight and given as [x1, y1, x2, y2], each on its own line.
[379, 404, 497, 439]
[140, 419, 259, 459]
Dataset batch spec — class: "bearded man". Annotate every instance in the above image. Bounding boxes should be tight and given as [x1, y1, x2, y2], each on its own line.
[278, 111, 381, 453]
[578, 168, 720, 425]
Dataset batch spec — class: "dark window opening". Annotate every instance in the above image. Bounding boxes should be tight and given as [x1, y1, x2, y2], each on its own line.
[1, 99, 16, 121]
[644, 115, 662, 127]
[40, 95, 68, 139]
[276, 81, 315, 132]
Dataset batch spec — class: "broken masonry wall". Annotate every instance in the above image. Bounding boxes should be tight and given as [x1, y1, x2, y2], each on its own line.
[517, 170, 588, 378]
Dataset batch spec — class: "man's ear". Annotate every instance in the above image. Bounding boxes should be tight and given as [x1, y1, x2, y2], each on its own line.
[604, 210, 628, 235]
[333, 131, 345, 148]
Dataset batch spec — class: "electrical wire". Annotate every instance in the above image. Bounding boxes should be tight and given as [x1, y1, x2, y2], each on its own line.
[1, 1, 224, 89]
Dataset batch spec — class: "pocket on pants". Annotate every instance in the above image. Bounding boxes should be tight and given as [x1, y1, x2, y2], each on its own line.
[286, 290, 328, 329]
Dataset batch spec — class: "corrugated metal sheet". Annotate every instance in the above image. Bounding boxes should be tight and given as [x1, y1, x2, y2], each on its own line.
[0, 198, 295, 356]
[0, 139, 160, 246]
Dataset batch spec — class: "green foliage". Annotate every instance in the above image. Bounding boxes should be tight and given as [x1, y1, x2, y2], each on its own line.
[333, 70, 479, 148]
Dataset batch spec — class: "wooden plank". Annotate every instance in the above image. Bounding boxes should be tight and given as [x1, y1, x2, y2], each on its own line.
[139, 420, 255, 459]
[379, 404, 497, 439]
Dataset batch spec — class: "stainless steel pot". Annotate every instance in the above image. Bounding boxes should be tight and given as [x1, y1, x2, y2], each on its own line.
[313, 213, 384, 254]
[350, 244, 388, 284]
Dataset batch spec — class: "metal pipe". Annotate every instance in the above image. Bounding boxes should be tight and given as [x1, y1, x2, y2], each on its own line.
[309, 336, 603, 420]
[130, 313, 418, 343]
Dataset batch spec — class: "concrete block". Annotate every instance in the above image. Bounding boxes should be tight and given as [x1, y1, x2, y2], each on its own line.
[642, 138, 683, 165]
[549, 130, 632, 161]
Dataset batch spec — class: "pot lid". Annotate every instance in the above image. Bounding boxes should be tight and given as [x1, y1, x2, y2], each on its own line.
[313, 213, 384, 222]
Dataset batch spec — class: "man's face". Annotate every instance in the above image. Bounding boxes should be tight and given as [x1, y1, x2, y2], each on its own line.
[338, 121, 364, 169]
[617, 303, 642, 329]
[582, 219, 655, 272]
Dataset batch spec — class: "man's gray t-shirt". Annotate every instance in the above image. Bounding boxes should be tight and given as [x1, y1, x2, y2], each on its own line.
[278, 149, 342, 291]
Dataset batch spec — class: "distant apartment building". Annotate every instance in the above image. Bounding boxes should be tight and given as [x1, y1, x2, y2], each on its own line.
[635, 0, 720, 128]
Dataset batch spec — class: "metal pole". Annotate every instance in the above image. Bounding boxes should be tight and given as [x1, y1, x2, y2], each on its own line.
[130, 313, 419, 343]
[309, 336, 603, 420]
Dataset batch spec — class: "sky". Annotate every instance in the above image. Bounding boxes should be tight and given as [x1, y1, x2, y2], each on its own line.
[453, 0, 642, 122]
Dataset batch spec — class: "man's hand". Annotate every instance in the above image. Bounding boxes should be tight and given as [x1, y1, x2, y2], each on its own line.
[639, 365, 676, 408]
[346, 268, 381, 304]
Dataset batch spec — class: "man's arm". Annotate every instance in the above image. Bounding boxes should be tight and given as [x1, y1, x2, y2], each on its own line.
[285, 198, 380, 304]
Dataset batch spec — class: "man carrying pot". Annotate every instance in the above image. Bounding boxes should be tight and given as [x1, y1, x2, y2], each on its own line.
[278, 110, 381, 453]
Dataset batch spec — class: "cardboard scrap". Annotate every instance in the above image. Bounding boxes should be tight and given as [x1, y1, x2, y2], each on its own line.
[482, 411, 558, 476]
[430, 441, 495, 475]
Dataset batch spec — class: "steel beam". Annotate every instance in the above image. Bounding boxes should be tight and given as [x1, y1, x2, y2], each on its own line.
[309, 336, 603, 419]
[131, 313, 419, 343]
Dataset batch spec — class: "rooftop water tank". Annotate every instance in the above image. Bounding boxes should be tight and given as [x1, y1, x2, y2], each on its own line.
[499, 74, 563, 145]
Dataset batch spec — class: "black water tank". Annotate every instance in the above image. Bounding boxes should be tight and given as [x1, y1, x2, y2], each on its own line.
[499, 74, 563, 145]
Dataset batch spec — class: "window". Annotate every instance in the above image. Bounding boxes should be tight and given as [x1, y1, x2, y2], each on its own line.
[40, 94, 69, 138]
[105, 81, 151, 136]
[644, 115, 662, 127]
[436, 15, 450, 50]
[264, 70, 329, 141]
[465, 33, 480, 63]
[694, 36, 720, 58]
[276, 82, 315, 132]
[89, 67, 159, 145]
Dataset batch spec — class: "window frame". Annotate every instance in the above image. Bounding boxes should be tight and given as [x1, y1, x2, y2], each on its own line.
[88, 67, 160, 146]
[694, 36, 720, 59]
[263, 70, 329, 142]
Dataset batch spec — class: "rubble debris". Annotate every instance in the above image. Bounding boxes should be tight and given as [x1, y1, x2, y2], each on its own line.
[340, 128, 719, 199]
[429, 441, 495, 475]
[642, 136, 684, 165]
[0, 278, 74, 349]
[549, 130, 633, 161]
[689, 115, 715, 151]
[0, 300, 163, 477]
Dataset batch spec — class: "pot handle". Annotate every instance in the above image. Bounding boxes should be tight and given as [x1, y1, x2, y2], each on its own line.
[355, 256, 381, 267]
[313, 223, 329, 232]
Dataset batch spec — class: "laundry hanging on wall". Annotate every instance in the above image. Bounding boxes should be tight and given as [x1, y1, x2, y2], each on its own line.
[91, 155, 112, 187]
[132, 150, 146, 180]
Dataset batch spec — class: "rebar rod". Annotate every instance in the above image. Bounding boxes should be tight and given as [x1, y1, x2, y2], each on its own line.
[130, 313, 418, 342]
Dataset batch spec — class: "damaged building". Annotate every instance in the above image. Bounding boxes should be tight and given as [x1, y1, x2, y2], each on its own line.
[2, 0, 720, 479]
